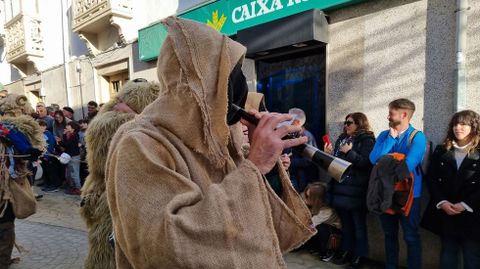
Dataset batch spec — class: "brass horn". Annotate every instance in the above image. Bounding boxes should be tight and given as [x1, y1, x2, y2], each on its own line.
[294, 143, 351, 182]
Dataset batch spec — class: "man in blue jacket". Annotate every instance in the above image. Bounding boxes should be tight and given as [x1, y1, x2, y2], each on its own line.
[369, 98, 426, 269]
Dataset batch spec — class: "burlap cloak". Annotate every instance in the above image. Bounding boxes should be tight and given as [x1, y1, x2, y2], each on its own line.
[106, 17, 315, 269]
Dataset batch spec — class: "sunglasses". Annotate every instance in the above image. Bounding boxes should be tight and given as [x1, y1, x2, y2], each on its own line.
[344, 121, 355, 126]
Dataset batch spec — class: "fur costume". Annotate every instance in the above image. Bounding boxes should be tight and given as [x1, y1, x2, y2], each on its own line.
[80, 81, 160, 269]
[105, 17, 314, 269]
[0, 95, 43, 269]
[0, 94, 35, 117]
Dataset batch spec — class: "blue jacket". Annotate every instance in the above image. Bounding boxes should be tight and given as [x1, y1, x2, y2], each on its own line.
[43, 130, 56, 154]
[369, 125, 426, 198]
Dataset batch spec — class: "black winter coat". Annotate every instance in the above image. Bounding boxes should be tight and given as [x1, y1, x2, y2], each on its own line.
[328, 131, 375, 210]
[421, 145, 480, 241]
[61, 132, 80, 157]
[366, 155, 410, 214]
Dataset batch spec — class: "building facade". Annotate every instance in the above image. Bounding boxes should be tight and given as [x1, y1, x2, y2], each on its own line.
[0, 0, 179, 119]
[135, 0, 479, 267]
[0, 0, 89, 111]
[2, 0, 477, 135]
[138, 0, 480, 147]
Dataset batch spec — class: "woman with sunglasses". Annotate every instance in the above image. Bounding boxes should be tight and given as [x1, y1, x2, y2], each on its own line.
[324, 112, 375, 269]
[422, 110, 480, 269]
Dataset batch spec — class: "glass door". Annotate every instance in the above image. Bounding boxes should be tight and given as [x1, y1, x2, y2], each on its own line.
[256, 48, 326, 145]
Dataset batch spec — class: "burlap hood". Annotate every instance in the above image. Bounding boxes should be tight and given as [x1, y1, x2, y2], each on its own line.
[141, 16, 246, 168]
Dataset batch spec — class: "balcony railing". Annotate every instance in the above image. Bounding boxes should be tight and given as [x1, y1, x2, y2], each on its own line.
[5, 14, 43, 65]
[72, 0, 132, 33]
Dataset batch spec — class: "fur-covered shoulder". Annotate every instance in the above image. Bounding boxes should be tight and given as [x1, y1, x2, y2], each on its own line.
[86, 111, 135, 180]
[0, 115, 46, 151]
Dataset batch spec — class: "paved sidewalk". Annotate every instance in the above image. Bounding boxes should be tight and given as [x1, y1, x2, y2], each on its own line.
[27, 191, 86, 231]
[7, 188, 86, 269]
[7, 187, 385, 269]
[285, 251, 344, 269]
[9, 220, 87, 269]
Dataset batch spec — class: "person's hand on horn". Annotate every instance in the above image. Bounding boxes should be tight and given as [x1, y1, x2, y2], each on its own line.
[242, 110, 308, 175]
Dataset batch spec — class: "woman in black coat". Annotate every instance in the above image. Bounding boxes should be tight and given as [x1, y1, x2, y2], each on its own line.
[325, 112, 375, 269]
[422, 110, 480, 269]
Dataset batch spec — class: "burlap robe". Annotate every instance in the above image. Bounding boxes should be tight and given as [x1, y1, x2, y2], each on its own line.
[106, 17, 315, 269]
[0, 159, 36, 220]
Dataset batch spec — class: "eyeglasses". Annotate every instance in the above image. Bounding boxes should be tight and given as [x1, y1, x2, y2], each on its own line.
[344, 121, 355, 126]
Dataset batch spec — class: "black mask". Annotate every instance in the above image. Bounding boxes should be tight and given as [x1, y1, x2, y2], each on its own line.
[226, 63, 248, 125]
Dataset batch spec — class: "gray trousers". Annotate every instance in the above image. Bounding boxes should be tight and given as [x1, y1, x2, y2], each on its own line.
[66, 155, 81, 189]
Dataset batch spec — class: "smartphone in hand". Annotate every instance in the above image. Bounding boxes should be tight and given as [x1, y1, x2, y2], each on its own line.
[322, 134, 331, 146]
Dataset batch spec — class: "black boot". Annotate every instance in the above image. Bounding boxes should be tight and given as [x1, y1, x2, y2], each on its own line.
[331, 251, 350, 265]
[347, 256, 365, 269]
[0, 222, 15, 269]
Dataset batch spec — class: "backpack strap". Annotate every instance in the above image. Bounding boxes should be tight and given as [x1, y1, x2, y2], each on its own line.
[407, 129, 419, 149]
[407, 129, 424, 176]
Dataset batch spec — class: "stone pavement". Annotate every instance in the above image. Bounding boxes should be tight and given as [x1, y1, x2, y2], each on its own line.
[285, 251, 344, 269]
[7, 187, 384, 269]
[9, 220, 87, 269]
[9, 187, 87, 269]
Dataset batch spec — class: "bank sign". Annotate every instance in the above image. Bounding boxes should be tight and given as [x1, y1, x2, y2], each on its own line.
[139, 0, 365, 61]
[182, 0, 360, 34]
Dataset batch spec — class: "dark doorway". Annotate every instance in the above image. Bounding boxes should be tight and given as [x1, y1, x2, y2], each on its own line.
[256, 47, 327, 145]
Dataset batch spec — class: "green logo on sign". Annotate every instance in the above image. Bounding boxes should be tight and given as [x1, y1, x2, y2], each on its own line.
[207, 10, 227, 31]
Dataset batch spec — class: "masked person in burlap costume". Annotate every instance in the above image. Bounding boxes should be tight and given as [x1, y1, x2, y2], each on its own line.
[105, 17, 315, 269]
[0, 94, 44, 269]
[80, 80, 160, 269]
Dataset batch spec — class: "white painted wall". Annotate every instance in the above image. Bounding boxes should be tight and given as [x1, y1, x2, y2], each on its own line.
[65, 0, 88, 57]
[0, 48, 23, 85]
[3, 0, 20, 21]
[41, 65, 67, 106]
[97, 25, 120, 50]
[0, 0, 23, 84]
[22, 0, 36, 15]
[37, 0, 88, 70]
[131, 0, 179, 37]
[0, 0, 88, 87]
[0, 0, 241, 105]
[37, 0, 64, 70]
